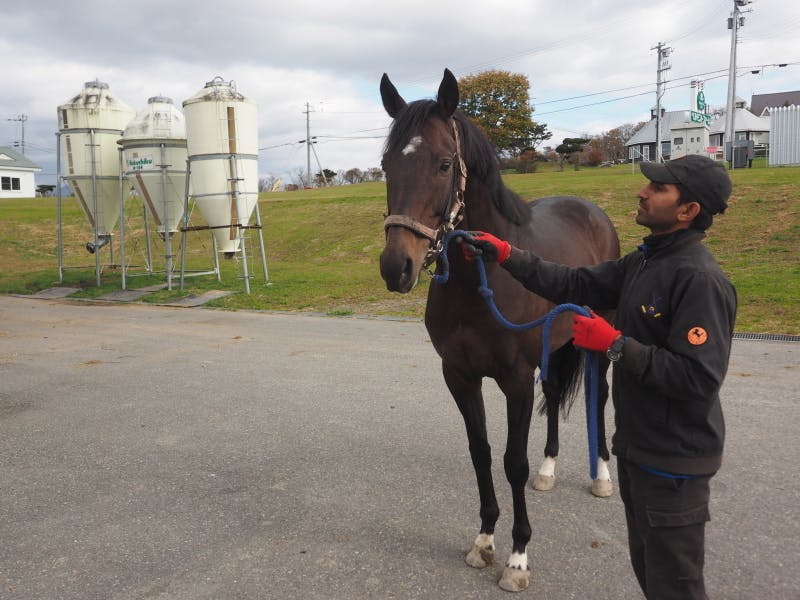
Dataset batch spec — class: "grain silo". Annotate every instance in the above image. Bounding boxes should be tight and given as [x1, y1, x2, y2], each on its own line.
[120, 96, 188, 235]
[181, 77, 267, 292]
[118, 96, 189, 289]
[57, 80, 135, 253]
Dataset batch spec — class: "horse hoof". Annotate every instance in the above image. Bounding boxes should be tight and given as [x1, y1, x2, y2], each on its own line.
[591, 478, 613, 498]
[499, 566, 530, 592]
[532, 473, 555, 491]
[466, 543, 495, 568]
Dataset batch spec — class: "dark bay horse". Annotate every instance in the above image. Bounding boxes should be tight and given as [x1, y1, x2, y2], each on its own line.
[379, 69, 620, 592]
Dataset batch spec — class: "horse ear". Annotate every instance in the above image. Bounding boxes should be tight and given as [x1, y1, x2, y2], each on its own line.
[380, 73, 407, 118]
[436, 68, 459, 119]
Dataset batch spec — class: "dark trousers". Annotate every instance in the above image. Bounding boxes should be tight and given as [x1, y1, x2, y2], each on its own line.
[617, 457, 712, 600]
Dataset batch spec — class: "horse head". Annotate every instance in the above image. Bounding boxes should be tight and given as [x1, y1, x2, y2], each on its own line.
[379, 69, 465, 293]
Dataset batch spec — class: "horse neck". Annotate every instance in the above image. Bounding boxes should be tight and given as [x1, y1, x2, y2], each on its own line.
[460, 179, 518, 238]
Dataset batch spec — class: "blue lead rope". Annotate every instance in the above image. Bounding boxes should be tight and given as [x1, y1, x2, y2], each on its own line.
[433, 230, 601, 480]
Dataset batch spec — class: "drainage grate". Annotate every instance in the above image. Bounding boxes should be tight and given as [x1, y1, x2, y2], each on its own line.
[733, 332, 800, 343]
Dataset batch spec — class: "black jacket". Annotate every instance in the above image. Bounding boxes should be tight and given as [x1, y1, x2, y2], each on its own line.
[503, 228, 737, 475]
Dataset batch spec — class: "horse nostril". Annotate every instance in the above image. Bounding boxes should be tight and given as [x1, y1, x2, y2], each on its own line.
[402, 257, 414, 280]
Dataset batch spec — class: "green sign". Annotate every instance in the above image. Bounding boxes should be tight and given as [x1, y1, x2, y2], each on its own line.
[696, 90, 706, 112]
[126, 155, 154, 170]
[690, 111, 711, 126]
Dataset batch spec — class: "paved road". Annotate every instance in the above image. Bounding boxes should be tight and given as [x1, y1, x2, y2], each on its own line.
[1, 295, 798, 599]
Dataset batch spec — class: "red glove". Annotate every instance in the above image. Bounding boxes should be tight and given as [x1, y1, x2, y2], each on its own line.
[572, 311, 621, 352]
[460, 231, 512, 263]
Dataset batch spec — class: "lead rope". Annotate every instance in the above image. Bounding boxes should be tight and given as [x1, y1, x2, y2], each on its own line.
[433, 229, 601, 480]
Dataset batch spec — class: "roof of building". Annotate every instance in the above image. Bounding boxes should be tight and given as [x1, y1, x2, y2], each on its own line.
[750, 91, 800, 116]
[707, 108, 770, 134]
[0, 146, 41, 171]
[626, 110, 692, 146]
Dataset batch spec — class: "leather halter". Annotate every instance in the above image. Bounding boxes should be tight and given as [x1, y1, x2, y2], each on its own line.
[383, 118, 467, 271]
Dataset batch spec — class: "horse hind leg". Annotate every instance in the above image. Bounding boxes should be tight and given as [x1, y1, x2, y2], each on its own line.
[532, 386, 559, 491]
[591, 356, 614, 498]
[533, 343, 582, 492]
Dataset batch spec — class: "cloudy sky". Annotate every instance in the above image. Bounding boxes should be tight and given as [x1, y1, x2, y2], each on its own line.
[2, 0, 798, 187]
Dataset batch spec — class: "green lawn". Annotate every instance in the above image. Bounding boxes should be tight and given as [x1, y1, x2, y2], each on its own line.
[1, 163, 797, 334]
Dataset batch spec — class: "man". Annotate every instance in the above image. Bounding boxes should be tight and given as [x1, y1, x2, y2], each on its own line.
[462, 154, 736, 599]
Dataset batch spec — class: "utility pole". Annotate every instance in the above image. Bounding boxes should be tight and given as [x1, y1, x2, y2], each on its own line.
[303, 102, 313, 186]
[724, 0, 753, 169]
[7, 114, 28, 155]
[652, 43, 672, 163]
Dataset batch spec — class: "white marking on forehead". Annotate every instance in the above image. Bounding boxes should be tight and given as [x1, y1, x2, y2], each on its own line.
[402, 136, 423, 155]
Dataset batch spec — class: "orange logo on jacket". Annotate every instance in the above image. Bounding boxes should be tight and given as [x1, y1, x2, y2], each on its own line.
[688, 327, 708, 345]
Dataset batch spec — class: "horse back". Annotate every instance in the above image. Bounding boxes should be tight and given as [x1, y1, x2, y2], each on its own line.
[523, 196, 620, 267]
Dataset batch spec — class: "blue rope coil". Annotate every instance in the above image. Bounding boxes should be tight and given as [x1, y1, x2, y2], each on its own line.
[434, 230, 601, 480]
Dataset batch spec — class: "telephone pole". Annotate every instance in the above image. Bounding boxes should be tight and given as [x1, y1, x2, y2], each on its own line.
[7, 114, 28, 155]
[724, 0, 753, 169]
[652, 42, 672, 163]
[303, 102, 313, 186]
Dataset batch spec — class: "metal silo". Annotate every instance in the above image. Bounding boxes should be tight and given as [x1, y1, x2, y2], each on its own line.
[180, 77, 267, 293]
[120, 96, 188, 235]
[118, 96, 189, 290]
[182, 77, 259, 256]
[57, 80, 135, 252]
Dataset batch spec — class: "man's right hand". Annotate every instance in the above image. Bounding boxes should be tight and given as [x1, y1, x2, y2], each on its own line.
[459, 231, 512, 263]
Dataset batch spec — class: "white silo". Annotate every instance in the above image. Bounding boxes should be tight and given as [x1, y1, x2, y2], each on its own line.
[119, 96, 188, 235]
[182, 77, 259, 257]
[57, 80, 135, 252]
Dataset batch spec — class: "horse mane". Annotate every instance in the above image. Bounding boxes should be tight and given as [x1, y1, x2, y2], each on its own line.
[385, 100, 531, 226]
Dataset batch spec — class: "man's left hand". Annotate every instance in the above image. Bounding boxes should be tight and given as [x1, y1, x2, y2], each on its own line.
[572, 311, 621, 352]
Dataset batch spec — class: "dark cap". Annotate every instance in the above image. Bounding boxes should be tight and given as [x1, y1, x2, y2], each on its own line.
[640, 155, 732, 214]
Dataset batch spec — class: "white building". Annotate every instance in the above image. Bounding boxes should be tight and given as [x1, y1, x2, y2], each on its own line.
[669, 122, 710, 160]
[0, 146, 41, 198]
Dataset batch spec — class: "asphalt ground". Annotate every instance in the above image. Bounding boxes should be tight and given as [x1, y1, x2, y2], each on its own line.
[0, 295, 798, 599]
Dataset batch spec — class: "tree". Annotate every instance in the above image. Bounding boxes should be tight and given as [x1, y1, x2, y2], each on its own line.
[458, 70, 551, 158]
[314, 168, 337, 187]
[36, 184, 56, 197]
[343, 168, 364, 184]
[365, 167, 383, 182]
[555, 137, 589, 169]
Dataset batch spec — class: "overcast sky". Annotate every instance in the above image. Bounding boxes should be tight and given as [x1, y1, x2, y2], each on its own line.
[2, 0, 798, 187]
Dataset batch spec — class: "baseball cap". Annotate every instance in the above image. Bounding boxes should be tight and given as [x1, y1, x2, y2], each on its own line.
[640, 155, 732, 214]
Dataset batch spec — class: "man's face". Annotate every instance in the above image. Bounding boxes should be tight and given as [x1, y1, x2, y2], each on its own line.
[636, 181, 686, 235]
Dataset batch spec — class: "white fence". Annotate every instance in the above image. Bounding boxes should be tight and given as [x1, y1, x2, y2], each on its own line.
[769, 105, 800, 166]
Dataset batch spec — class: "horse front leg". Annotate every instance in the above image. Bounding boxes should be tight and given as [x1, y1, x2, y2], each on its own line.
[497, 375, 535, 592]
[442, 363, 500, 570]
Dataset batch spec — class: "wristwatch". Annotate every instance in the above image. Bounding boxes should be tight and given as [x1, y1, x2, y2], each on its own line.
[606, 335, 626, 362]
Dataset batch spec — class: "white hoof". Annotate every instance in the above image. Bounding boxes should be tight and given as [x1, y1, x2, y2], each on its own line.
[532, 473, 555, 491]
[499, 566, 530, 592]
[466, 544, 495, 568]
[591, 478, 613, 497]
[591, 458, 613, 497]
[465, 533, 495, 568]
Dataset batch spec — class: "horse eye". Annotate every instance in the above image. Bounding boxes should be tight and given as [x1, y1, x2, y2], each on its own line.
[439, 159, 452, 173]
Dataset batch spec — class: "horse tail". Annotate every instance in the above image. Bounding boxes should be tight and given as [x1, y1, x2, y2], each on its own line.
[536, 343, 584, 419]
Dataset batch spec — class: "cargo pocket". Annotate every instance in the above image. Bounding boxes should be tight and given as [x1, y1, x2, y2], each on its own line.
[646, 503, 709, 528]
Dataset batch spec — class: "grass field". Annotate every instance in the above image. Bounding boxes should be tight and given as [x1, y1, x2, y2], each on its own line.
[0, 162, 798, 333]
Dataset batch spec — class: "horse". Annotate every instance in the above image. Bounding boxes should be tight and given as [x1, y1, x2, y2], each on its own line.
[378, 68, 621, 592]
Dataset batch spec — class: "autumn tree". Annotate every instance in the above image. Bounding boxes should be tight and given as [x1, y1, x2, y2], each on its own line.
[458, 70, 551, 158]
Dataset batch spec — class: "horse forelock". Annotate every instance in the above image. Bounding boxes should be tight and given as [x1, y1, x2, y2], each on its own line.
[384, 100, 439, 155]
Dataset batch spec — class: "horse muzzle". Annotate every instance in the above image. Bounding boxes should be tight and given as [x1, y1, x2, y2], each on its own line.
[380, 227, 432, 293]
